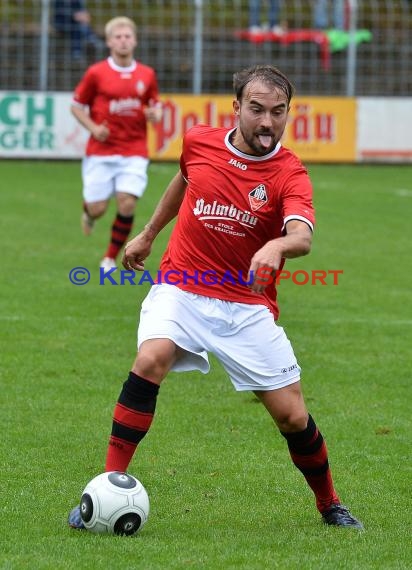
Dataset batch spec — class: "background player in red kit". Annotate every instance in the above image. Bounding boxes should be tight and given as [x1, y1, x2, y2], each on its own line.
[71, 16, 162, 269]
[69, 65, 363, 530]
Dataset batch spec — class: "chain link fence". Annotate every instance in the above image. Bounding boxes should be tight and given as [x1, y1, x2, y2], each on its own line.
[0, 1, 411, 96]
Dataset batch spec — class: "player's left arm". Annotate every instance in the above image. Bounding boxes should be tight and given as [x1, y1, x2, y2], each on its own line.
[144, 101, 163, 124]
[248, 160, 315, 293]
[277, 218, 313, 258]
[248, 220, 312, 293]
[143, 72, 163, 124]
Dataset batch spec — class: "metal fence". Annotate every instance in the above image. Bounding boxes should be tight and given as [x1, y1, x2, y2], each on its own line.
[0, 1, 411, 96]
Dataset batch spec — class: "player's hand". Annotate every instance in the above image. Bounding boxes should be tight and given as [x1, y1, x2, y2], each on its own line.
[144, 102, 162, 124]
[91, 121, 110, 142]
[122, 232, 153, 271]
[248, 242, 283, 294]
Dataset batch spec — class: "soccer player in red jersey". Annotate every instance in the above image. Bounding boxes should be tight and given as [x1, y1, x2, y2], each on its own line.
[71, 16, 162, 269]
[69, 65, 363, 530]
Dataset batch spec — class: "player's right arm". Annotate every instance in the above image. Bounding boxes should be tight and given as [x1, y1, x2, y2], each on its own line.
[122, 170, 187, 271]
[70, 104, 110, 142]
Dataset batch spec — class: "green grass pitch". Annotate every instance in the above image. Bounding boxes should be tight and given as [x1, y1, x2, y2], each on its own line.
[1, 160, 411, 569]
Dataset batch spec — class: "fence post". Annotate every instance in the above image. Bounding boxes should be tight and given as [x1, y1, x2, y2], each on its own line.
[39, 0, 50, 91]
[193, 0, 203, 94]
[346, 0, 358, 96]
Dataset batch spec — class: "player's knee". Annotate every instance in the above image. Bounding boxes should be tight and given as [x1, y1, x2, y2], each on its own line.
[87, 201, 108, 218]
[276, 411, 308, 433]
[133, 345, 176, 383]
[117, 194, 137, 216]
[132, 338, 179, 383]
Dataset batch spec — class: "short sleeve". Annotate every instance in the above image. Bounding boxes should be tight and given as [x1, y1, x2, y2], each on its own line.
[281, 167, 315, 232]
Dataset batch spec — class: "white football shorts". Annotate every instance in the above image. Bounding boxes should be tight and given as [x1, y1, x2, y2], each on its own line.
[137, 284, 301, 392]
[82, 155, 149, 202]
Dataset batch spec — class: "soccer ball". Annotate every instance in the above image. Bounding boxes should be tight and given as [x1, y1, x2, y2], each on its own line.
[80, 471, 150, 535]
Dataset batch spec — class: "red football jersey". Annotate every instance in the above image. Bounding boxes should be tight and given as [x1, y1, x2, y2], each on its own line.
[72, 57, 160, 157]
[159, 124, 315, 319]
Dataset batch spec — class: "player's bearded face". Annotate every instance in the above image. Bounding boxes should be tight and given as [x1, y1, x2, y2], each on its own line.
[234, 83, 289, 156]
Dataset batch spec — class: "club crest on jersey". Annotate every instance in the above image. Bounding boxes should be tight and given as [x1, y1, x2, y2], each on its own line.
[135, 80, 146, 95]
[248, 184, 268, 211]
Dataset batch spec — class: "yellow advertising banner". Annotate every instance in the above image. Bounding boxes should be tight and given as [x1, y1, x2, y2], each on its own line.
[148, 95, 356, 163]
[284, 97, 357, 162]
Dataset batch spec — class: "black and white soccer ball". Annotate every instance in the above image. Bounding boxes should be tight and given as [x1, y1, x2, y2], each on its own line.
[80, 471, 150, 535]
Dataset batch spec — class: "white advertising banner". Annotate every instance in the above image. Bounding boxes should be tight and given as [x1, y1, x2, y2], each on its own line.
[0, 91, 87, 158]
[357, 98, 412, 162]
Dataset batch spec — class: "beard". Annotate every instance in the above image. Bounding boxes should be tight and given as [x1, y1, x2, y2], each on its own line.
[239, 124, 279, 156]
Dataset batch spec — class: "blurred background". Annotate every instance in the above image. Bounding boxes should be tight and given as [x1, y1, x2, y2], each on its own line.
[1, 0, 411, 96]
[1, 1, 411, 162]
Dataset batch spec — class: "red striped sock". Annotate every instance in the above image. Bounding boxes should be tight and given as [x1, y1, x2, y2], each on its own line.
[281, 415, 340, 512]
[105, 372, 159, 472]
[104, 213, 134, 260]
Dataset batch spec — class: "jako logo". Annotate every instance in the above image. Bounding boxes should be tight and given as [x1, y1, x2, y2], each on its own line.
[228, 158, 247, 170]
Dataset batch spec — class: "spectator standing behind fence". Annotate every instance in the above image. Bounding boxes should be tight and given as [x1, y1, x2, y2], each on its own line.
[70, 16, 163, 270]
[53, 0, 104, 60]
[249, 0, 285, 35]
[313, 0, 345, 30]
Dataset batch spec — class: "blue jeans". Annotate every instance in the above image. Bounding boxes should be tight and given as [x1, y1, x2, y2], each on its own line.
[313, 0, 345, 30]
[249, 0, 281, 28]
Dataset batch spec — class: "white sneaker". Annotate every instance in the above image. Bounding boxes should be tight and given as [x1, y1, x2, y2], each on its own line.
[81, 211, 95, 236]
[271, 25, 285, 35]
[100, 257, 117, 270]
